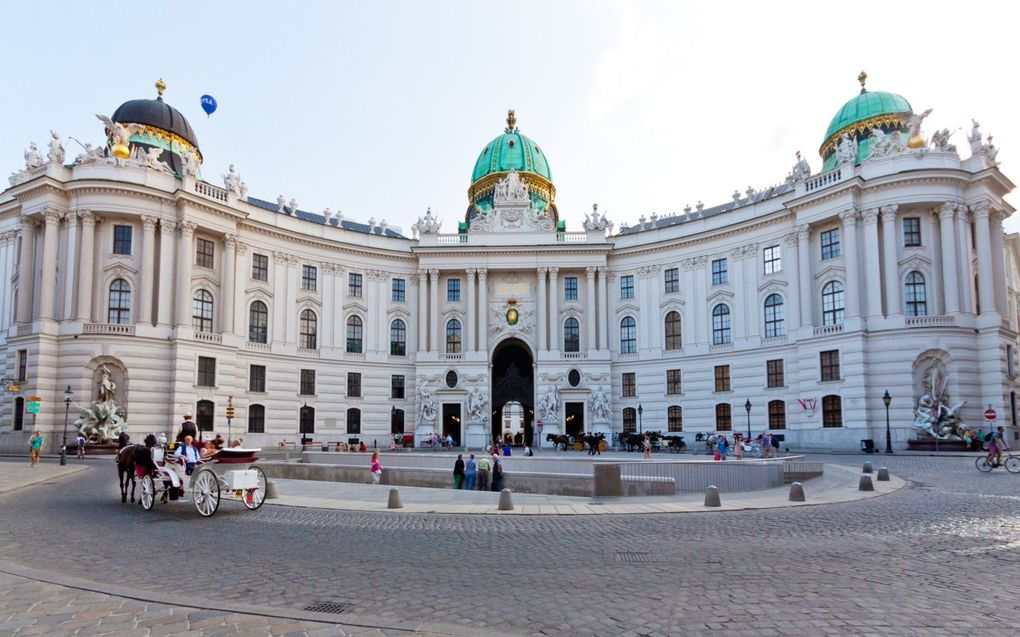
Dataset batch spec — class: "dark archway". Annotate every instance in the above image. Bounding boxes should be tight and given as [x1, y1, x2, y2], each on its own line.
[491, 338, 534, 445]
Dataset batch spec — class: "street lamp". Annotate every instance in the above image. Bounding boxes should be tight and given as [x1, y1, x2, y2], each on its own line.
[300, 402, 309, 447]
[60, 386, 72, 466]
[744, 399, 752, 440]
[637, 404, 643, 434]
[882, 390, 893, 454]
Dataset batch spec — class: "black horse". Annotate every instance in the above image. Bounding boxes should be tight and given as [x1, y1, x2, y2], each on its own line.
[115, 434, 158, 503]
[545, 433, 569, 451]
[584, 432, 605, 455]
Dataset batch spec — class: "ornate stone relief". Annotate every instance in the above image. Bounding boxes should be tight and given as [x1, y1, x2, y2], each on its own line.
[470, 169, 555, 233]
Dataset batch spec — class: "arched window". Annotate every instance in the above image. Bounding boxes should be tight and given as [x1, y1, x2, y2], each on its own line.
[346, 315, 363, 353]
[300, 405, 315, 435]
[248, 301, 268, 343]
[712, 304, 731, 345]
[664, 311, 682, 350]
[446, 318, 462, 354]
[107, 278, 131, 325]
[822, 395, 842, 428]
[715, 403, 732, 431]
[247, 404, 265, 433]
[667, 405, 683, 432]
[196, 399, 214, 432]
[821, 281, 845, 326]
[299, 309, 317, 349]
[763, 294, 785, 338]
[390, 319, 407, 356]
[622, 407, 637, 433]
[192, 289, 214, 333]
[768, 400, 786, 430]
[905, 271, 927, 317]
[563, 317, 580, 352]
[620, 316, 637, 354]
[347, 407, 361, 434]
[391, 408, 405, 435]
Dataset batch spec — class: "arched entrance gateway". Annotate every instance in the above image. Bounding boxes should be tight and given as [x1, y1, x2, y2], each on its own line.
[490, 338, 534, 446]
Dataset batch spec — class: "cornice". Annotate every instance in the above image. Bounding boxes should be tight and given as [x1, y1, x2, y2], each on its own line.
[609, 210, 795, 260]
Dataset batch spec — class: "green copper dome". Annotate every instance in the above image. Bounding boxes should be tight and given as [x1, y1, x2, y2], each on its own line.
[819, 72, 914, 171]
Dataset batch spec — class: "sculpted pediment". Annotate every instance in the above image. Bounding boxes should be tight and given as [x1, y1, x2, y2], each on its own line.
[469, 170, 555, 234]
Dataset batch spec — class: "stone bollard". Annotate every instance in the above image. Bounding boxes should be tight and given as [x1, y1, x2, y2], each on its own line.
[498, 488, 514, 511]
[788, 482, 806, 502]
[704, 485, 721, 507]
[858, 474, 875, 491]
[862, 461, 873, 474]
[877, 467, 890, 482]
[265, 481, 279, 500]
[387, 488, 403, 509]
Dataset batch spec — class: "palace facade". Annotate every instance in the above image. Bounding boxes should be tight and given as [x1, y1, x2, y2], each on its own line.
[1, 77, 1017, 452]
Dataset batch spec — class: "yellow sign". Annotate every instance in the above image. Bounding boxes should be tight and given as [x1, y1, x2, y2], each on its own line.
[28, 396, 42, 402]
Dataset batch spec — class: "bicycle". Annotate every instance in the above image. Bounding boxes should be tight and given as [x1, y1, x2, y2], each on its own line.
[975, 452, 1020, 473]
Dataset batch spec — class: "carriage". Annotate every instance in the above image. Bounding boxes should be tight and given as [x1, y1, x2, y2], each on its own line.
[137, 446, 268, 517]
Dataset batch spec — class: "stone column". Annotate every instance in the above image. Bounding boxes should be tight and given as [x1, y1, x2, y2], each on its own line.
[320, 263, 334, 348]
[477, 269, 488, 354]
[990, 210, 1007, 315]
[796, 224, 812, 327]
[429, 268, 439, 353]
[743, 245, 760, 337]
[38, 209, 61, 320]
[417, 270, 428, 352]
[59, 212, 78, 321]
[376, 270, 387, 352]
[334, 266, 346, 347]
[880, 205, 901, 317]
[174, 222, 195, 327]
[548, 267, 559, 352]
[597, 266, 609, 350]
[232, 242, 248, 337]
[840, 209, 861, 319]
[937, 202, 961, 314]
[784, 233, 801, 332]
[137, 215, 157, 325]
[973, 204, 996, 315]
[0, 234, 10, 329]
[536, 267, 548, 351]
[860, 208, 882, 320]
[16, 217, 37, 324]
[694, 258, 708, 343]
[221, 234, 236, 332]
[585, 266, 597, 351]
[465, 268, 476, 352]
[272, 252, 287, 341]
[956, 209, 975, 314]
[285, 256, 298, 343]
[730, 250, 745, 338]
[156, 220, 174, 326]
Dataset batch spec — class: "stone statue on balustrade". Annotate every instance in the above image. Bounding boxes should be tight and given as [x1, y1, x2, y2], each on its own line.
[467, 386, 487, 422]
[24, 142, 44, 169]
[929, 128, 956, 153]
[836, 133, 858, 166]
[222, 164, 242, 194]
[591, 386, 611, 422]
[47, 130, 65, 164]
[791, 151, 811, 181]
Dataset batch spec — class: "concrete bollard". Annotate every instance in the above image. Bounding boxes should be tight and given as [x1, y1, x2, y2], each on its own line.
[498, 488, 514, 511]
[704, 485, 721, 507]
[862, 461, 873, 474]
[859, 474, 875, 491]
[877, 467, 890, 482]
[788, 482, 806, 502]
[387, 488, 403, 509]
[265, 481, 279, 500]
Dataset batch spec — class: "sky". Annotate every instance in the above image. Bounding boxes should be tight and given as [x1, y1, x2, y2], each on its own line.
[3, 0, 1018, 234]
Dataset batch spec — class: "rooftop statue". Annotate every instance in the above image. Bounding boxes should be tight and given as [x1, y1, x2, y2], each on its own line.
[930, 128, 957, 153]
[73, 142, 106, 166]
[180, 149, 198, 176]
[95, 115, 142, 155]
[791, 151, 811, 181]
[413, 207, 441, 236]
[583, 203, 612, 232]
[836, 133, 858, 165]
[140, 147, 172, 173]
[222, 164, 242, 194]
[277, 195, 286, 212]
[905, 108, 933, 148]
[47, 130, 65, 164]
[493, 169, 529, 203]
[967, 120, 983, 155]
[24, 142, 44, 169]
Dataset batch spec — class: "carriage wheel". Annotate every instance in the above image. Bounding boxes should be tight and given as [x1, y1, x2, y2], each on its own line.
[192, 468, 221, 517]
[139, 475, 156, 510]
[242, 466, 268, 510]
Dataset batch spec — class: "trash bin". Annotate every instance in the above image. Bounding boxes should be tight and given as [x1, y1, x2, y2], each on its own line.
[860, 439, 875, 454]
[321, 443, 329, 452]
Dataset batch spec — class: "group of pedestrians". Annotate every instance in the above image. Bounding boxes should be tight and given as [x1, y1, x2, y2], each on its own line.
[453, 453, 504, 491]
[713, 432, 781, 460]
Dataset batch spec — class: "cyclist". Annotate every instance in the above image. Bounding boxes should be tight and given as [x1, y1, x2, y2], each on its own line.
[985, 426, 1007, 467]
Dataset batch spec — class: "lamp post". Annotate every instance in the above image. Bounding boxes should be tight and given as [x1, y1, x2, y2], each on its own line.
[637, 404, 643, 434]
[300, 402, 308, 447]
[744, 399, 752, 440]
[883, 390, 893, 454]
[60, 386, 72, 466]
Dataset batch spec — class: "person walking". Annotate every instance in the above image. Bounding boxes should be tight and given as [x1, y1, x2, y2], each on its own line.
[491, 458, 504, 491]
[477, 454, 491, 491]
[642, 434, 652, 459]
[716, 435, 728, 461]
[464, 454, 477, 491]
[734, 434, 744, 460]
[453, 454, 465, 489]
[28, 430, 44, 467]
[75, 433, 86, 460]
[762, 432, 772, 459]
[370, 451, 383, 484]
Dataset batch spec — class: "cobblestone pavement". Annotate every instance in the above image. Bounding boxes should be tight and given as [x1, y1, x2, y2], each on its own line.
[1, 455, 1019, 636]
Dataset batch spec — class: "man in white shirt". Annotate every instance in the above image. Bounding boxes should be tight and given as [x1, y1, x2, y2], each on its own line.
[173, 435, 202, 475]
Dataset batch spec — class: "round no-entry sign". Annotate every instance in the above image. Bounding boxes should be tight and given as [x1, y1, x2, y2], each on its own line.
[985, 408, 997, 421]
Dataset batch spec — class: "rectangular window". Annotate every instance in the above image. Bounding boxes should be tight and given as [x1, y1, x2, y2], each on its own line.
[822, 395, 842, 428]
[903, 217, 921, 247]
[17, 350, 27, 381]
[348, 273, 363, 298]
[820, 228, 841, 260]
[622, 372, 636, 398]
[714, 365, 731, 392]
[347, 372, 362, 398]
[252, 253, 269, 281]
[620, 275, 634, 299]
[112, 225, 132, 255]
[197, 356, 216, 387]
[249, 365, 266, 393]
[667, 406, 683, 432]
[666, 369, 682, 395]
[299, 369, 316, 396]
[820, 350, 840, 382]
[196, 238, 215, 268]
[392, 278, 405, 302]
[447, 278, 461, 302]
[564, 276, 578, 301]
[715, 404, 732, 431]
[766, 359, 785, 388]
[664, 267, 679, 293]
[391, 375, 405, 399]
[768, 400, 787, 430]
[763, 245, 781, 274]
[247, 405, 265, 433]
[301, 265, 317, 291]
[711, 258, 728, 285]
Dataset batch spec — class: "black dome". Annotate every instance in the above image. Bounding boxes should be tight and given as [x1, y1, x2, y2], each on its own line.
[112, 98, 199, 149]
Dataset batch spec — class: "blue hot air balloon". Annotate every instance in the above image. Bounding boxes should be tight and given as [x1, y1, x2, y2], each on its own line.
[200, 95, 217, 117]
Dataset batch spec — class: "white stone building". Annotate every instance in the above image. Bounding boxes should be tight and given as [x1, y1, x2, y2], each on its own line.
[1, 77, 1017, 452]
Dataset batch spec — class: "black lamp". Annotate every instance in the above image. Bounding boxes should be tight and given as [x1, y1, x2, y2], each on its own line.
[744, 399, 752, 439]
[882, 390, 893, 454]
[637, 403, 643, 434]
[60, 386, 72, 466]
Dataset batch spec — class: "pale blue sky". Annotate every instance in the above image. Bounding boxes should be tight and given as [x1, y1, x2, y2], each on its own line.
[3, 1, 1018, 233]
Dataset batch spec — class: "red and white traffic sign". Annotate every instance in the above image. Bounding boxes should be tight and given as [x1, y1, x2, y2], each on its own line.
[984, 408, 997, 421]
